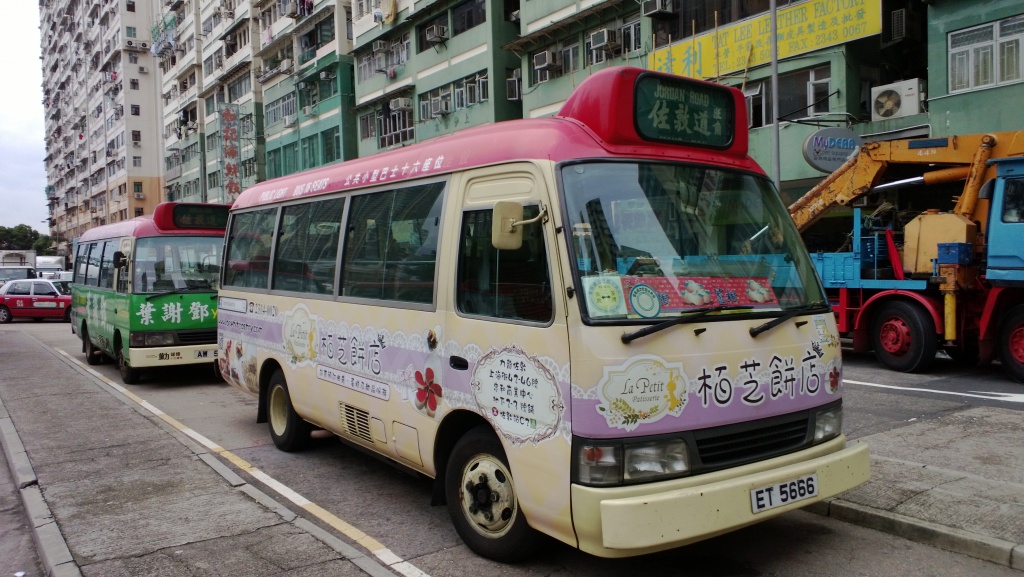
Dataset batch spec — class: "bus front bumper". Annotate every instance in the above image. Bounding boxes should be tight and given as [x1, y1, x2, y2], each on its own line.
[129, 344, 219, 368]
[570, 436, 869, 557]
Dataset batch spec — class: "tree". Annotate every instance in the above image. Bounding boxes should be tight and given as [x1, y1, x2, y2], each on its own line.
[0, 225, 42, 250]
[32, 235, 57, 256]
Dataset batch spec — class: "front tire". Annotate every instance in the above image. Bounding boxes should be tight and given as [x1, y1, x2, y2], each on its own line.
[871, 300, 937, 373]
[267, 370, 312, 451]
[117, 345, 141, 385]
[0, 306, 11, 323]
[999, 306, 1024, 384]
[445, 426, 541, 562]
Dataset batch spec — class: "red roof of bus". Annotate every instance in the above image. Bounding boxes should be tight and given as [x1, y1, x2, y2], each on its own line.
[232, 67, 764, 210]
[78, 203, 226, 242]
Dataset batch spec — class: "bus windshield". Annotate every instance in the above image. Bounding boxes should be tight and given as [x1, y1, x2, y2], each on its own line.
[132, 236, 223, 293]
[562, 161, 825, 320]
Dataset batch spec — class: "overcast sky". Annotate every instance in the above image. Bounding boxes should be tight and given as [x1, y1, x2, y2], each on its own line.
[0, 4, 48, 234]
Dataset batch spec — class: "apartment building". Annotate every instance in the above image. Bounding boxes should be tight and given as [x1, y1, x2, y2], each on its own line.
[41, 0, 164, 255]
[41, 0, 1024, 248]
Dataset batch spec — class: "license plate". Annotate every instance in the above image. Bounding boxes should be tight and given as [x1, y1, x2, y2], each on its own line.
[34, 302, 58, 308]
[750, 473, 818, 513]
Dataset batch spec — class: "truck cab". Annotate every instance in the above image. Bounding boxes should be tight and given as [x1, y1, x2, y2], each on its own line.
[984, 157, 1024, 286]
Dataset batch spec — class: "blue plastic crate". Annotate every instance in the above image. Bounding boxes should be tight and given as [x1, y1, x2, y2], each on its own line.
[937, 243, 972, 265]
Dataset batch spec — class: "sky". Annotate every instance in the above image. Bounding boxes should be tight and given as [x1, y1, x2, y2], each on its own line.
[0, 4, 48, 234]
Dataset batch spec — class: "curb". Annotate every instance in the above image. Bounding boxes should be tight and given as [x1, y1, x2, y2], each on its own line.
[0, 335, 400, 577]
[808, 498, 1024, 572]
[0, 398, 83, 577]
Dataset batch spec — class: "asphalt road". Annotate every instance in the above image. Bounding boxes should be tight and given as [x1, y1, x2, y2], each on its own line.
[8, 319, 1024, 577]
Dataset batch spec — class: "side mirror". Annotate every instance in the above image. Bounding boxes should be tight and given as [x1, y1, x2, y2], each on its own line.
[492, 201, 524, 250]
[113, 251, 128, 269]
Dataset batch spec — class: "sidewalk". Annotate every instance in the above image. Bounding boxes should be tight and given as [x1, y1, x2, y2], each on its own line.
[0, 330, 398, 577]
[2, 328, 1023, 574]
[813, 407, 1024, 571]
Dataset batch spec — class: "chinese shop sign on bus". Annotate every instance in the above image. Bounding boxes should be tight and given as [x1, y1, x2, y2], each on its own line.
[648, 0, 881, 80]
[220, 103, 242, 202]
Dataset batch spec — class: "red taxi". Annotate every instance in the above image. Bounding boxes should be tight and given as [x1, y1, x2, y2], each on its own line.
[0, 279, 72, 323]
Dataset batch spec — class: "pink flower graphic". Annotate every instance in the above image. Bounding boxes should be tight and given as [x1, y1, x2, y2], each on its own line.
[415, 367, 443, 416]
[828, 367, 841, 393]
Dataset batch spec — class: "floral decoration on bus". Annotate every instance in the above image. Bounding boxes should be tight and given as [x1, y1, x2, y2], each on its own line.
[471, 345, 564, 446]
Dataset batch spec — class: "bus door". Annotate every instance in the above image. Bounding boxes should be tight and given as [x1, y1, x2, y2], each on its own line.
[441, 164, 575, 545]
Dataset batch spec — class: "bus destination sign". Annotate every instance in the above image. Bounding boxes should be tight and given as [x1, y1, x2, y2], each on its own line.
[172, 203, 230, 230]
[634, 74, 734, 149]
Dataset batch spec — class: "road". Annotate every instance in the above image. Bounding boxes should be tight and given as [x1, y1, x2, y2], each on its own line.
[8, 319, 1024, 577]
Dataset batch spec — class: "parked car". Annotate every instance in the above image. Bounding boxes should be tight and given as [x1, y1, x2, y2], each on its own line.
[0, 279, 72, 323]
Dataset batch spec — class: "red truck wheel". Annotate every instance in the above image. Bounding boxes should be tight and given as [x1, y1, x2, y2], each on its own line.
[871, 301, 937, 373]
[999, 306, 1024, 384]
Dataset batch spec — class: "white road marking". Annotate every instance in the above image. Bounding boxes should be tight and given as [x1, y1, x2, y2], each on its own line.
[54, 347, 433, 577]
[845, 379, 1024, 403]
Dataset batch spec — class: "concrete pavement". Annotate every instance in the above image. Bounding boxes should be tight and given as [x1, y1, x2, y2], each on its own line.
[2, 326, 1023, 574]
[0, 328, 398, 577]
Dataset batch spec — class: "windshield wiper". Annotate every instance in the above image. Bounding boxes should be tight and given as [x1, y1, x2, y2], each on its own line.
[621, 305, 754, 344]
[749, 301, 831, 338]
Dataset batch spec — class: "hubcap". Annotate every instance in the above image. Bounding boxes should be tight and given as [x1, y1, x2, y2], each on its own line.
[459, 455, 516, 538]
[879, 316, 912, 356]
[0, 308, 8, 322]
[269, 385, 288, 437]
[1009, 325, 1024, 364]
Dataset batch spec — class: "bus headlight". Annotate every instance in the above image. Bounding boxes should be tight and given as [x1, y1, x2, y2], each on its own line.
[813, 407, 842, 443]
[575, 440, 690, 486]
[129, 332, 176, 347]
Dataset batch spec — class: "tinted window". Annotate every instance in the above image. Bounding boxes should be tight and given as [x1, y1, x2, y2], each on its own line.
[273, 198, 345, 295]
[6, 282, 31, 295]
[341, 182, 444, 303]
[98, 240, 117, 289]
[224, 209, 278, 289]
[456, 207, 553, 322]
[32, 282, 57, 296]
[1002, 179, 1024, 222]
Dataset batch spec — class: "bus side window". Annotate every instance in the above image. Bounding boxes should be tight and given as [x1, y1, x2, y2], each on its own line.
[85, 243, 102, 287]
[272, 198, 344, 295]
[456, 207, 553, 322]
[74, 243, 91, 285]
[98, 240, 116, 289]
[224, 208, 276, 289]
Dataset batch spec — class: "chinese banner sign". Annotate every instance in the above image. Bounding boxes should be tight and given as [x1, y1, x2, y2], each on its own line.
[648, 0, 881, 80]
[220, 103, 241, 202]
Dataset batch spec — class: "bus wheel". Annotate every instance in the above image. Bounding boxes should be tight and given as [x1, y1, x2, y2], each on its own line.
[267, 370, 312, 452]
[83, 326, 104, 366]
[871, 301, 937, 373]
[445, 426, 540, 562]
[999, 306, 1024, 384]
[117, 345, 141, 385]
[0, 306, 11, 324]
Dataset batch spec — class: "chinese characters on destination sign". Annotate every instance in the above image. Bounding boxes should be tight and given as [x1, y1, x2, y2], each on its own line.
[635, 76, 733, 148]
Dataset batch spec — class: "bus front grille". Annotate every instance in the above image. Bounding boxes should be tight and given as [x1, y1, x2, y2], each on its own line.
[176, 329, 217, 345]
[695, 415, 809, 468]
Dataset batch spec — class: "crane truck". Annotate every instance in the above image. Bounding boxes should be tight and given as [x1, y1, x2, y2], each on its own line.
[788, 131, 1024, 383]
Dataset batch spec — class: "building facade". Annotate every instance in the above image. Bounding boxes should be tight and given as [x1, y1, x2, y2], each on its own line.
[41, 0, 165, 256]
[40, 0, 1024, 248]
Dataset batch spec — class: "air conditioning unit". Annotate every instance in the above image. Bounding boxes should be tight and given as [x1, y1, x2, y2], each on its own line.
[390, 97, 413, 111]
[320, 70, 334, 80]
[590, 29, 620, 52]
[533, 50, 559, 70]
[125, 40, 135, 48]
[426, 25, 448, 43]
[221, 9, 234, 18]
[298, 81, 307, 89]
[133, 141, 141, 147]
[509, 10, 520, 22]
[138, 65, 148, 73]
[302, 105, 317, 116]
[870, 78, 924, 121]
[140, 42, 149, 49]
[134, 192, 145, 199]
[642, 0, 674, 17]
[279, 58, 292, 73]
[372, 40, 388, 52]
[284, 114, 297, 126]
[430, 98, 452, 116]
[506, 77, 520, 101]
